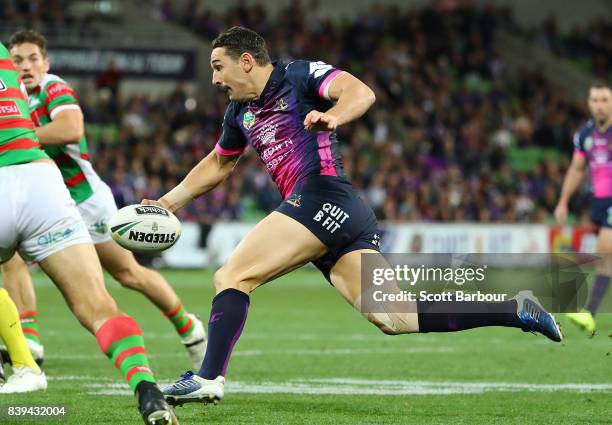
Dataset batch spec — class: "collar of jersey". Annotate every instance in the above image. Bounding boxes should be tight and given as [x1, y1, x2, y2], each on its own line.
[250, 60, 284, 108]
[31, 73, 49, 95]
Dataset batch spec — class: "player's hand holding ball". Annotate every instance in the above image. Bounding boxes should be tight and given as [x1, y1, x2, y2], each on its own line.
[141, 198, 171, 209]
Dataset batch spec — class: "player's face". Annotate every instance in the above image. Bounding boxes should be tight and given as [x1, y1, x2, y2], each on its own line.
[10, 43, 50, 93]
[588, 87, 612, 124]
[211, 47, 251, 101]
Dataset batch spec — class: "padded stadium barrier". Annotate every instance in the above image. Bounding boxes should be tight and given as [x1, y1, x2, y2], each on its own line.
[160, 223, 597, 268]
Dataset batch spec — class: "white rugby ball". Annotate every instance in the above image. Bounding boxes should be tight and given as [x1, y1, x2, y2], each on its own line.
[109, 204, 181, 253]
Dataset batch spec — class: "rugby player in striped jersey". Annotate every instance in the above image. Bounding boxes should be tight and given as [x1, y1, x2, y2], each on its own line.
[0, 41, 176, 425]
[2, 30, 206, 371]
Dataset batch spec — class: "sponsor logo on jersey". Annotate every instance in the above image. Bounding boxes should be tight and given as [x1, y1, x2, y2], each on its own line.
[274, 98, 288, 111]
[134, 205, 170, 217]
[593, 151, 608, 164]
[262, 139, 293, 160]
[243, 111, 256, 129]
[0, 79, 6, 91]
[37, 223, 83, 246]
[266, 148, 294, 170]
[47, 82, 71, 97]
[584, 136, 593, 151]
[0, 100, 20, 117]
[286, 194, 301, 208]
[257, 123, 278, 145]
[92, 221, 109, 235]
[128, 230, 177, 244]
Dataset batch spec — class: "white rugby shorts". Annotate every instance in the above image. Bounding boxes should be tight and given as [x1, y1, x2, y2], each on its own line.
[0, 162, 92, 263]
[77, 181, 118, 244]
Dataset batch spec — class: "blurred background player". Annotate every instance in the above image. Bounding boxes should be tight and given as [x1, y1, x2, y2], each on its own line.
[147, 27, 561, 407]
[0, 41, 176, 424]
[555, 80, 612, 334]
[0, 287, 46, 393]
[1, 30, 206, 370]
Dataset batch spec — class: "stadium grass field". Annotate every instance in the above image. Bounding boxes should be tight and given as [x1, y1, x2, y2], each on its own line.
[1, 268, 611, 425]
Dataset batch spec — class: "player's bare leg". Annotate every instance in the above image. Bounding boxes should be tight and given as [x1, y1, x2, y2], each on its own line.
[97, 241, 180, 311]
[40, 243, 176, 425]
[330, 249, 562, 340]
[0, 253, 43, 364]
[213, 212, 327, 294]
[162, 212, 327, 406]
[329, 249, 419, 334]
[1, 253, 36, 312]
[96, 240, 206, 369]
[40, 243, 117, 332]
[568, 228, 612, 334]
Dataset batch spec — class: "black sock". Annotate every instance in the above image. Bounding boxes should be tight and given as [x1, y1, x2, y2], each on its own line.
[417, 299, 521, 332]
[199, 288, 250, 379]
[586, 274, 610, 315]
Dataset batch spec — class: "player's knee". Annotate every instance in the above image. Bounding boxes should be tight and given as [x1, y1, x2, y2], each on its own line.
[366, 314, 400, 335]
[365, 312, 418, 335]
[213, 266, 259, 294]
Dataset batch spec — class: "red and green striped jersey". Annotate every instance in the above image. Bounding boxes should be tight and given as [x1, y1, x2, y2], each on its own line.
[0, 42, 49, 167]
[29, 73, 100, 203]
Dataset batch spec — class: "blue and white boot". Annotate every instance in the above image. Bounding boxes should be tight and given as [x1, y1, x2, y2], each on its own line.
[162, 371, 224, 406]
[514, 291, 563, 342]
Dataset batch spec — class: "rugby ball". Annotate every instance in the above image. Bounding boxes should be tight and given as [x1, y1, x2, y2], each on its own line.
[109, 204, 181, 253]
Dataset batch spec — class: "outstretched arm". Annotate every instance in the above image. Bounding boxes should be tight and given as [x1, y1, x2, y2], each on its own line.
[143, 150, 240, 212]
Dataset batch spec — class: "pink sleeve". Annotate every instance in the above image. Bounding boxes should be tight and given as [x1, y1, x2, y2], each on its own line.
[215, 143, 247, 156]
[573, 149, 586, 158]
[317, 70, 344, 100]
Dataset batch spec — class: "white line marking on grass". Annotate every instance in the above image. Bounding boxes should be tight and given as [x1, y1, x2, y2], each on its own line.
[242, 333, 444, 342]
[47, 375, 116, 381]
[46, 354, 108, 360]
[46, 347, 452, 361]
[278, 347, 455, 355]
[306, 378, 612, 393]
[86, 378, 612, 397]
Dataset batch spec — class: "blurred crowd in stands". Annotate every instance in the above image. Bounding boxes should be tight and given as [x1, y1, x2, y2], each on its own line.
[23, 0, 603, 224]
[0, 0, 68, 24]
[530, 14, 612, 80]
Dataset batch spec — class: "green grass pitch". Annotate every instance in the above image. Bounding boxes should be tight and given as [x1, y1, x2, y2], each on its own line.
[1, 268, 611, 424]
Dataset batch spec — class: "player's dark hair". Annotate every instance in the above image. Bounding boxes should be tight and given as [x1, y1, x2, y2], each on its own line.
[590, 80, 610, 91]
[8, 30, 48, 57]
[212, 26, 271, 66]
